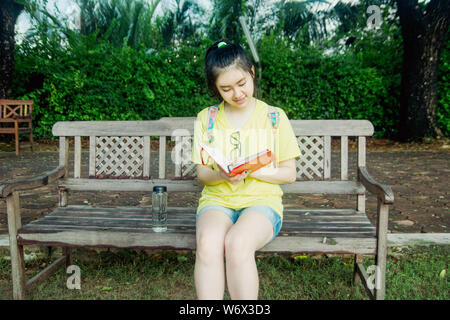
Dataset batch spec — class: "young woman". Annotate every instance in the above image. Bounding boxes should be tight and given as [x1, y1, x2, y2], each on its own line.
[190, 39, 301, 300]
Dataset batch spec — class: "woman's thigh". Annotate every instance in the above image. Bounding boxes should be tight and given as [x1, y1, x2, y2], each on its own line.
[225, 209, 274, 254]
[195, 208, 234, 255]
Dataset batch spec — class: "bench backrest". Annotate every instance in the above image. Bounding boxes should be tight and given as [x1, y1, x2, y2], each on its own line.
[52, 118, 373, 195]
[0, 100, 33, 121]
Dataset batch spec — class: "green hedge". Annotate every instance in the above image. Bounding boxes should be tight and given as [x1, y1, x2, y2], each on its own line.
[258, 35, 389, 137]
[12, 33, 449, 139]
[437, 37, 450, 137]
[13, 35, 216, 138]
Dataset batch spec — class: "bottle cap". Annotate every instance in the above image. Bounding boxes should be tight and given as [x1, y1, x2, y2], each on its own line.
[153, 186, 167, 193]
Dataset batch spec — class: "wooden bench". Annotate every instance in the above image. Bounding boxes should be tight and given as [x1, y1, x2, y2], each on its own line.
[0, 118, 394, 300]
[0, 100, 34, 156]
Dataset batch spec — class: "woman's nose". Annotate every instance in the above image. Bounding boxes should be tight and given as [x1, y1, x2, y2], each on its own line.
[234, 87, 243, 98]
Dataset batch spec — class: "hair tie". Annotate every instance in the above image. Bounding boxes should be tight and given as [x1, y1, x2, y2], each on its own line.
[217, 41, 228, 48]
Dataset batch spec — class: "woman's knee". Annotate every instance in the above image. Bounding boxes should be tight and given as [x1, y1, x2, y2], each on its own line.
[196, 230, 226, 262]
[196, 211, 231, 264]
[224, 231, 254, 266]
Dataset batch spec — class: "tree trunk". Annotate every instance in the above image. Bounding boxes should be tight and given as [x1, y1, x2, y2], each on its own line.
[397, 0, 449, 141]
[0, 0, 24, 99]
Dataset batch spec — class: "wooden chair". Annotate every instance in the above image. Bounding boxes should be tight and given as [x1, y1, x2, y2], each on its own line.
[0, 100, 34, 155]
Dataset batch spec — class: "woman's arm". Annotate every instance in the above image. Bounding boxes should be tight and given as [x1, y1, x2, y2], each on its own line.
[249, 158, 297, 184]
[196, 165, 250, 186]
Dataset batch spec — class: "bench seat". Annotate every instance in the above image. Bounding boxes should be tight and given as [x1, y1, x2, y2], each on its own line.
[18, 205, 376, 254]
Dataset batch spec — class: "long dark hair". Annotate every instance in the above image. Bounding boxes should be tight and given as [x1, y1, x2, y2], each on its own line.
[204, 39, 255, 100]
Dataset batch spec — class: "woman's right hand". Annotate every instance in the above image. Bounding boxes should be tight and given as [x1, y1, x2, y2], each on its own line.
[196, 165, 250, 186]
[217, 169, 251, 185]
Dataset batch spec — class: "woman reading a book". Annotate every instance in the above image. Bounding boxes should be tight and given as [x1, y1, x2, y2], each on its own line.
[190, 39, 301, 300]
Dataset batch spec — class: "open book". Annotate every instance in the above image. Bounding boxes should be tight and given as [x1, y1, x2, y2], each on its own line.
[200, 142, 275, 177]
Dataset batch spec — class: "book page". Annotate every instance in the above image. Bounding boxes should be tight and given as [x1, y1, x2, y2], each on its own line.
[199, 143, 231, 174]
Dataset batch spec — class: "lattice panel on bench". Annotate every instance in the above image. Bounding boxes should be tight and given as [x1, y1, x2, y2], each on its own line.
[296, 136, 325, 180]
[94, 136, 145, 178]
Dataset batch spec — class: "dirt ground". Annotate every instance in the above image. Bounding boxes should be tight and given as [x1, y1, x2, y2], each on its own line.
[0, 137, 449, 235]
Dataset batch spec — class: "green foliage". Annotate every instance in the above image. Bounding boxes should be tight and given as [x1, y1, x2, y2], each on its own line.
[11, 0, 449, 139]
[259, 34, 389, 137]
[13, 33, 214, 138]
[437, 35, 450, 137]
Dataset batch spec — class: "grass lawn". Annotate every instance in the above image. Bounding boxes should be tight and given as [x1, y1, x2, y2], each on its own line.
[0, 245, 448, 300]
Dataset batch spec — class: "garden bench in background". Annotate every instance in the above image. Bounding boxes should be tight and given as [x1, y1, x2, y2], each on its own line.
[0, 100, 34, 156]
[0, 118, 394, 300]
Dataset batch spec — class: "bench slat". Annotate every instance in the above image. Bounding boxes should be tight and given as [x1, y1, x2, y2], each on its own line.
[17, 230, 376, 254]
[41, 212, 371, 223]
[52, 120, 374, 136]
[21, 222, 375, 234]
[59, 179, 365, 194]
[19, 227, 376, 241]
[27, 213, 375, 227]
[25, 206, 373, 218]
[53, 205, 365, 216]
[26, 219, 375, 232]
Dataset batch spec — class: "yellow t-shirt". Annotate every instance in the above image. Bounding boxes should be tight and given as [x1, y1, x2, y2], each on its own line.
[190, 99, 301, 219]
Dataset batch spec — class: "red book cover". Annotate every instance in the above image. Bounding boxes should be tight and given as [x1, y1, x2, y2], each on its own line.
[200, 143, 275, 177]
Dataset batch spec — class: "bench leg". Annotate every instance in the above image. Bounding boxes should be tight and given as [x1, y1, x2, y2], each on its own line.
[63, 247, 73, 267]
[29, 121, 34, 152]
[353, 254, 363, 285]
[375, 198, 389, 300]
[14, 120, 19, 156]
[6, 192, 26, 299]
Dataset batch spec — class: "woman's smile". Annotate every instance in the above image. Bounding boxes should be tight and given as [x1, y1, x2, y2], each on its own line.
[234, 96, 247, 104]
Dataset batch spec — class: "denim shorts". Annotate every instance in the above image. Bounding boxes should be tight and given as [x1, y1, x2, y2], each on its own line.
[196, 205, 282, 240]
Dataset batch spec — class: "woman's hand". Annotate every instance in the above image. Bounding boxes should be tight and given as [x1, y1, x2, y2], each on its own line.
[196, 165, 251, 186]
[218, 169, 251, 185]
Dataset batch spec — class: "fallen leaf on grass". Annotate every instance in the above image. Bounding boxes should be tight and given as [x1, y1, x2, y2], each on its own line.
[101, 286, 113, 291]
[439, 269, 446, 279]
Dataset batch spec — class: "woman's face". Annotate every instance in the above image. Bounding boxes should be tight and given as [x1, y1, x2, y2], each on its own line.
[215, 66, 255, 110]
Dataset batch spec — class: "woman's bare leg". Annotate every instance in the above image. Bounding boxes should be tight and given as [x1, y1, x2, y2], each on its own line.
[224, 210, 274, 300]
[195, 210, 233, 299]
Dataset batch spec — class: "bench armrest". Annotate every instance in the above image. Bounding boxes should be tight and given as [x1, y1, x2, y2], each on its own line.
[0, 166, 66, 198]
[358, 166, 394, 205]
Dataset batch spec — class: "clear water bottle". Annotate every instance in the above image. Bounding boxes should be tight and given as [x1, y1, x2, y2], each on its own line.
[152, 186, 168, 232]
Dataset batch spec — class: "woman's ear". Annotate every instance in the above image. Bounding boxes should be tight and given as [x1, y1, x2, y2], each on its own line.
[251, 65, 255, 78]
